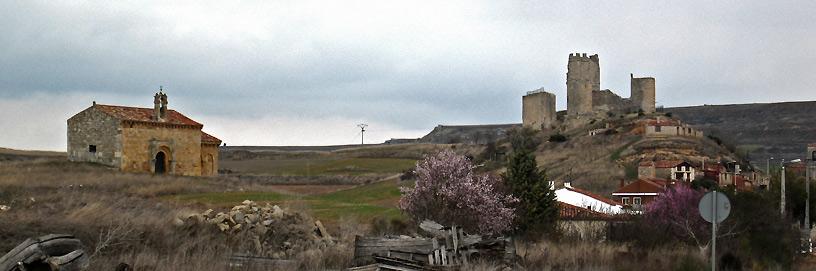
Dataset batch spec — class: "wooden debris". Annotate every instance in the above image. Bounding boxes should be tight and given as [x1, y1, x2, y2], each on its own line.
[0, 234, 89, 271]
[351, 220, 514, 271]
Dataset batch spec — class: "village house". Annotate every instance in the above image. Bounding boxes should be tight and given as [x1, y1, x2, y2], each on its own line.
[638, 160, 698, 181]
[703, 162, 760, 191]
[555, 182, 624, 214]
[67, 91, 221, 176]
[555, 182, 622, 240]
[612, 178, 670, 210]
[642, 117, 703, 138]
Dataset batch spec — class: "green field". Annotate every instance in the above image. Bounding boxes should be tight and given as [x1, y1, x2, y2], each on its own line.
[168, 179, 410, 222]
[220, 158, 417, 176]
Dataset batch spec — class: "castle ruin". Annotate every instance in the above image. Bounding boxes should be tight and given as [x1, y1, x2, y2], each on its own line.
[566, 53, 599, 116]
[522, 53, 657, 129]
[522, 89, 556, 130]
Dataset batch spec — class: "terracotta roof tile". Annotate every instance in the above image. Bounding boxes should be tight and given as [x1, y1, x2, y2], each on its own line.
[201, 131, 222, 144]
[95, 104, 202, 127]
[613, 178, 667, 194]
[559, 202, 612, 220]
[644, 119, 680, 127]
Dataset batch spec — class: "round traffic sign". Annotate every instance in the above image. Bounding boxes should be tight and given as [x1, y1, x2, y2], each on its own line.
[699, 191, 731, 223]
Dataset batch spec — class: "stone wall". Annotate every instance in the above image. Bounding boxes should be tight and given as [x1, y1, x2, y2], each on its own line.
[645, 125, 703, 138]
[67, 106, 122, 168]
[630, 75, 656, 113]
[201, 144, 219, 176]
[566, 53, 598, 116]
[592, 89, 631, 114]
[120, 122, 203, 176]
[522, 89, 556, 130]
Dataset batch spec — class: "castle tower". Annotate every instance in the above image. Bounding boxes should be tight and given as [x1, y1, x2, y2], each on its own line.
[522, 89, 556, 130]
[566, 53, 599, 116]
[630, 74, 656, 113]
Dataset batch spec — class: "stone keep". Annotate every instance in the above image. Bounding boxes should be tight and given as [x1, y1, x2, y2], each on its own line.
[522, 89, 556, 130]
[67, 92, 222, 176]
[630, 74, 656, 113]
[566, 53, 599, 116]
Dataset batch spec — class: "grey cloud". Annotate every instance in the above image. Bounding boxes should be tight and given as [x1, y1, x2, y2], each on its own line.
[1, 1, 815, 149]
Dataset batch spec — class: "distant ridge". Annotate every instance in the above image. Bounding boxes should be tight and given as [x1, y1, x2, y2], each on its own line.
[667, 101, 816, 165]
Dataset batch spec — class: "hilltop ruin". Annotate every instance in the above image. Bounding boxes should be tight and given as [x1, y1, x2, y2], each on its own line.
[523, 53, 656, 130]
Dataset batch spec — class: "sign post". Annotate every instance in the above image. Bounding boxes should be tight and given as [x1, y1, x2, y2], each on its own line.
[699, 191, 731, 271]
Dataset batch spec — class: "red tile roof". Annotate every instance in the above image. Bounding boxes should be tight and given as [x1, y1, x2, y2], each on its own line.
[566, 186, 620, 206]
[613, 178, 667, 194]
[201, 131, 222, 144]
[559, 202, 612, 220]
[644, 119, 680, 127]
[809, 143, 816, 148]
[95, 104, 202, 127]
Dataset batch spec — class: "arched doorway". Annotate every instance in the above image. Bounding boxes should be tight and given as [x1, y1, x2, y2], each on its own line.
[202, 154, 214, 176]
[155, 151, 167, 174]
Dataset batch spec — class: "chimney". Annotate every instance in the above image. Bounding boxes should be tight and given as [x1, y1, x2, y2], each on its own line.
[159, 91, 168, 120]
[619, 179, 625, 188]
[564, 182, 572, 189]
[153, 92, 161, 121]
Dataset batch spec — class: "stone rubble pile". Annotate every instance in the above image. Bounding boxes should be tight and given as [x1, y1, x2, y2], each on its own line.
[179, 200, 334, 259]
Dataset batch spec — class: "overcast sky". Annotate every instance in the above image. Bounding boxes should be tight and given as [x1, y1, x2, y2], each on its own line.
[1, 1, 815, 151]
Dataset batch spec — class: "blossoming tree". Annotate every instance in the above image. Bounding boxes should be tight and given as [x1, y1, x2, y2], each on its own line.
[398, 150, 518, 235]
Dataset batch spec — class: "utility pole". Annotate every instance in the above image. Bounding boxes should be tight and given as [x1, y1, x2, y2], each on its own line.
[807, 160, 812, 253]
[782, 159, 786, 216]
[768, 157, 774, 190]
[357, 123, 368, 145]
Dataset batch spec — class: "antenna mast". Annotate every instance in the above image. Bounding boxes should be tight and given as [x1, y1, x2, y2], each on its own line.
[357, 123, 368, 145]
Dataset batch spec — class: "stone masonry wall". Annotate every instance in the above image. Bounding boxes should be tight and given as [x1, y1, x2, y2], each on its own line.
[120, 123, 202, 176]
[592, 89, 631, 114]
[522, 89, 556, 130]
[201, 144, 219, 176]
[630, 75, 656, 113]
[67, 106, 122, 168]
[566, 53, 599, 116]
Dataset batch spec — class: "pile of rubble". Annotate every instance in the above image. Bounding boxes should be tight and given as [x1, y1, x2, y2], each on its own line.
[178, 200, 334, 259]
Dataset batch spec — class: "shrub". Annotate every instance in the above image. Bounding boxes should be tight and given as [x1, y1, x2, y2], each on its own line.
[398, 150, 517, 235]
[643, 185, 708, 251]
[548, 134, 567, 143]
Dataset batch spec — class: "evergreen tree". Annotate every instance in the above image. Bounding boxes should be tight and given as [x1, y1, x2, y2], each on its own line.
[503, 128, 558, 237]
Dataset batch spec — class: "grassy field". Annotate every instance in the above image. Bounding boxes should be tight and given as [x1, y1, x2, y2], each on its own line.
[167, 178, 408, 223]
[220, 157, 417, 176]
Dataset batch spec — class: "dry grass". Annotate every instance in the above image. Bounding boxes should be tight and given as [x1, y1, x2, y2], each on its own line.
[0, 159, 359, 270]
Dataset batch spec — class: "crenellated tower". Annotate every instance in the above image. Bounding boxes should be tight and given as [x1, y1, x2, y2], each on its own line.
[566, 53, 599, 116]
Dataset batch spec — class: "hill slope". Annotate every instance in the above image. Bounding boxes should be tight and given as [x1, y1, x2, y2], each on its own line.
[667, 101, 816, 165]
[531, 114, 739, 195]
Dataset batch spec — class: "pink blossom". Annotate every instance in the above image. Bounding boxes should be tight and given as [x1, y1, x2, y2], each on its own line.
[399, 150, 518, 235]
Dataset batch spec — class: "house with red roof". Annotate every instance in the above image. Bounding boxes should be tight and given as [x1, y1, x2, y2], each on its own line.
[611, 178, 669, 210]
[68, 90, 221, 176]
[642, 117, 703, 138]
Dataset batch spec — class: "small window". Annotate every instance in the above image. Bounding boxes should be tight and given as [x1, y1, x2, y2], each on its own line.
[622, 197, 630, 205]
[89, 145, 97, 153]
[655, 126, 662, 132]
[634, 197, 642, 206]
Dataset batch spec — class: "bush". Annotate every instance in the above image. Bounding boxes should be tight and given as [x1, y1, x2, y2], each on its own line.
[548, 133, 567, 143]
[398, 151, 518, 235]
